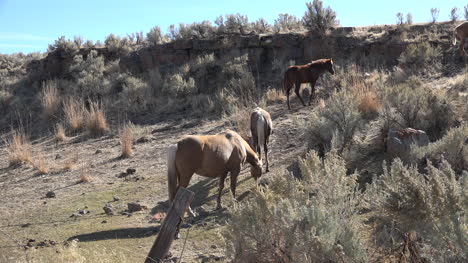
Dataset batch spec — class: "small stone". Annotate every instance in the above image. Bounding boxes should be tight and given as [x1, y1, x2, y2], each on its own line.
[127, 202, 143, 213]
[136, 136, 150, 143]
[211, 244, 218, 249]
[113, 196, 120, 202]
[78, 209, 89, 215]
[70, 213, 81, 218]
[43, 201, 47, 204]
[103, 203, 113, 215]
[126, 168, 136, 175]
[121, 211, 130, 216]
[46, 191, 56, 198]
[55, 154, 64, 160]
[95, 149, 102, 154]
[101, 220, 108, 224]
[90, 164, 96, 168]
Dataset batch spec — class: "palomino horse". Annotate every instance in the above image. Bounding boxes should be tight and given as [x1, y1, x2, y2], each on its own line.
[167, 130, 262, 216]
[454, 21, 468, 56]
[283, 58, 335, 110]
[250, 107, 273, 172]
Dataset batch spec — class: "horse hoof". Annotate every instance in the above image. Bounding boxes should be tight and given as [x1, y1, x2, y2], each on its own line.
[216, 205, 223, 210]
[266, 169, 270, 173]
[174, 232, 181, 240]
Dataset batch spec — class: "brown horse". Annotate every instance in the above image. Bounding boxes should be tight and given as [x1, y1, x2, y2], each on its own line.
[250, 107, 273, 172]
[283, 58, 335, 110]
[454, 21, 468, 56]
[167, 130, 262, 216]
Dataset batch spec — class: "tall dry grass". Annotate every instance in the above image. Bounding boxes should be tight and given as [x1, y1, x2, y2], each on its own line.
[4, 130, 32, 166]
[63, 97, 85, 133]
[40, 80, 61, 120]
[119, 123, 134, 158]
[86, 101, 108, 136]
[32, 156, 49, 175]
[55, 123, 66, 141]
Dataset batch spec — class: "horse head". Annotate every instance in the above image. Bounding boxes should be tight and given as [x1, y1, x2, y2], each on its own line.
[327, 58, 335, 75]
[250, 157, 263, 182]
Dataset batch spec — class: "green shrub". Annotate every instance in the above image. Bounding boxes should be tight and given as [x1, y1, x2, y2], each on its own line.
[273, 13, 303, 33]
[69, 50, 107, 98]
[47, 36, 78, 52]
[167, 21, 215, 40]
[224, 151, 367, 263]
[449, 7, 460, 22]
[104, 33, 129, 54]
[384, 77, 457, 139]
[302, 0, 339, 36]
[398, 43, 441, 74]
[409, 125, 468, 174]
[307, 89, 364, 154]
[430, 8, 440, 23]
[251, 18, 272, 34]
[366, 159, 467, 261]
[215, 13, 250, 34]
[147, 26, 163, 45]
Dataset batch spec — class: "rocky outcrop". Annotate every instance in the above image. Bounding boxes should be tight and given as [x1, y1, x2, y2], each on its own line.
[27, 23, 456, 83]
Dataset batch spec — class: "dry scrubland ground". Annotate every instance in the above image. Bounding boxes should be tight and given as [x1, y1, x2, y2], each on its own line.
[0, 101, 309, 262]
[0, 69, 466, 262]
[1, 22, 467, 262]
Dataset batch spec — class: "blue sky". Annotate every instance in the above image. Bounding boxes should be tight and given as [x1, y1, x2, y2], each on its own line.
[0, 0, 466, 54]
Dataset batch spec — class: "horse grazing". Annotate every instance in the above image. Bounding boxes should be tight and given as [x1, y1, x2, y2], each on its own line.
[167, 130, 262, 216]
[283, 58, 335, 110]
[454, 21, 468, 56]
[250, 107, 273, 172]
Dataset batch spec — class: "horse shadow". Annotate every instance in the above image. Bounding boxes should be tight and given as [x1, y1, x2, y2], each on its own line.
[67, 226, 160, 242]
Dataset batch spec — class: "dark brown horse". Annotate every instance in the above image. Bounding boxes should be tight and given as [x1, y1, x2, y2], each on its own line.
[283, 58, 335, 110]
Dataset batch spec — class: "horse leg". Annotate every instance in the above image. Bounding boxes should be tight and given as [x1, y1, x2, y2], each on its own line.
[264, 140, 269, 173]
[230, 167, 241, 201]
[294, 82, 306, 106]
[177, 173, 196, 218]
[286, 85, 292, 110]
[216, 172, 228, 210]
[308, 80, 317, 106]
[460, 37, 466, 56]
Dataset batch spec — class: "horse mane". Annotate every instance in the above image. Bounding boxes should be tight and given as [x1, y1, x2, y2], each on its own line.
[309, 59, 331, 66]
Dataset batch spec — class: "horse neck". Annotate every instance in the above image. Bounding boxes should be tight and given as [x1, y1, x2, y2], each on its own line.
[308, 64, 327, 77]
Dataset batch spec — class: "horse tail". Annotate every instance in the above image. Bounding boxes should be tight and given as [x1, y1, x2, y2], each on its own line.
[167, 144, 178, 202]
[257, 115, 266, 149]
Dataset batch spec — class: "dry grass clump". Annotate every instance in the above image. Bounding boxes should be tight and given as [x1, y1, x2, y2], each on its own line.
[40, 80, 61, 121]
[119, 123, 134, 158]
[55, 123, 66, 141]
[64, 155, 78, 171]
[86, 101, 108, 137]
[224, 150, 367, 262]
[79, 168, 93, 183]
[4, 130, 32, 166]
[32, 157, 49, 175]
[356, 88, 381, 118]
[264, 88, 286, 105]
[63, 97, 86, 133]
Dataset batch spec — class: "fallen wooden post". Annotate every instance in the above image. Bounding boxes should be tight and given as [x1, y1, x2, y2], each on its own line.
[145, 187, 195, 263]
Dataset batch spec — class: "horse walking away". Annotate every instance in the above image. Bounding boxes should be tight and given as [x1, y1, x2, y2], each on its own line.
[454, 21, 468, 56]
[167, 130, 262, 219]
[250, 107, 273, 172]
[283, 58, 335, 110]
